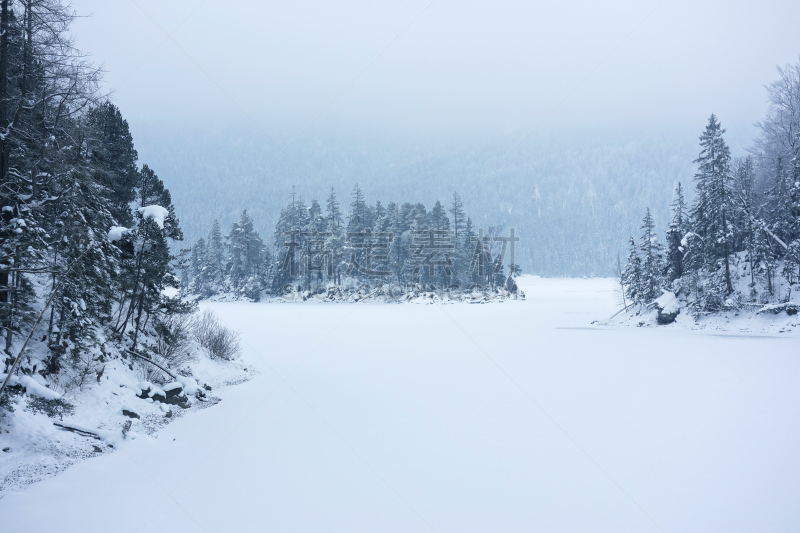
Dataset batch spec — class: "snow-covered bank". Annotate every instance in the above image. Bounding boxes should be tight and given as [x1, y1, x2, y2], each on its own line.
[604, 251, 800, 334]
[0, 346, 251, 495]
[605, 299, 800, 334]
[1, 276, 798, 532]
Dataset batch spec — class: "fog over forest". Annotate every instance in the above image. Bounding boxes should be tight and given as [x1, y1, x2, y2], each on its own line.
[67, 0, 796, 276]
[138, 126, 710, 276]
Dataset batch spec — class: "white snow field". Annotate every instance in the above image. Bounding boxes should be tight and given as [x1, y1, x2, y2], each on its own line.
[1, 277, 799, 532]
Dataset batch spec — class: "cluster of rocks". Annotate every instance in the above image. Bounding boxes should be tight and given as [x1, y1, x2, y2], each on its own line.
[124, 377, 210, 419]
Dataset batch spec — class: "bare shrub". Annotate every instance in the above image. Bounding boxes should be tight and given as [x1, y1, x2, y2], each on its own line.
[135, 359, 166, 384]
[192, 310, 240, 360]
[133, 313, 197, 383]
[153, 313, 196, 368]
[45, 349, 102, 397]
[70, 350, 103, 392]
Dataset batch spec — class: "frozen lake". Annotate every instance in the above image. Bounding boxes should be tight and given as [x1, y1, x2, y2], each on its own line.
[2, 277, 798, 532]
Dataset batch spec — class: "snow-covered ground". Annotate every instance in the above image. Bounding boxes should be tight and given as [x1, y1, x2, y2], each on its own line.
[1, 276, 798, 532]
[0, 342, 250, 495]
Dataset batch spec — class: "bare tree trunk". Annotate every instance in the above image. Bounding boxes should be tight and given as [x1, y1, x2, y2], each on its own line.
[4, 270, 12, 351]
[117, 238, 148, 336]
[47, 246, 60, 339]
[5, 245, 20, 351]
[112, 282, 130, 332]
[131, 287, 146, 350]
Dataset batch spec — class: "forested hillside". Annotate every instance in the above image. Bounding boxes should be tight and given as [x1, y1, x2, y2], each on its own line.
[0, 0, 217, 406]
[619, 59, 800, 317]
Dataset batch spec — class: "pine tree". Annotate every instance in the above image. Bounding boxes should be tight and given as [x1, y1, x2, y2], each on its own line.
[271, 191, 309, 292]
[273, 190, 308, 244]
[638, 208, 665, 302]
[227, 210, 265, 298]
[428, 200, 450, 231]
[373, 201, 389, 232]
[47, 153, 121, 352]
[621, 237, 643, 304]
[754, 221, 778, 296]
[308, 199, 326, 233]
[690, 114, 734, 293]
[85, 102, 139, 226]
[0, 204, 41, 353]
[190, 238, 206, 279]
[412, 203, 427, 229]
[325, 188, 342, 233]
[388, 209, 409, 284]
[206, 220, 226, 289]
[665, 183, 686, 282]
[449, 194, 467, 282]
[732, 157, 758, 297]
[398, 203, 415, 234]
[463, 217, 481, 285]
[347, 183, 369, 232]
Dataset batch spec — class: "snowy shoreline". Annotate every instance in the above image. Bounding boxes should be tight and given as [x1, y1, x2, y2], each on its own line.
[602, 303, 799, 335]
[0, 351, 253, 496]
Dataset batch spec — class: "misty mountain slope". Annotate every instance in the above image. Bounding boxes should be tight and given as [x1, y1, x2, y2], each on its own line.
[135, 125, 700, 276]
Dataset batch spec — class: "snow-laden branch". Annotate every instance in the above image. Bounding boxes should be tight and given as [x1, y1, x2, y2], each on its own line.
[137, 205, 168, 229]
[107, 226, 129, 242]
[679, 231, 704, 254]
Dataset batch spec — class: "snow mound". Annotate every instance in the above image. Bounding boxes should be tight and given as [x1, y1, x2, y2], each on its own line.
[162, 382, 183, 393]
[1, 374, 61, 400]
[137, 205, 169, 229]
[175, 376, 199, 396]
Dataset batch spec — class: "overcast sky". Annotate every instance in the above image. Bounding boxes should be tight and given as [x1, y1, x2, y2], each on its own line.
[70, 0, 800, 142]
